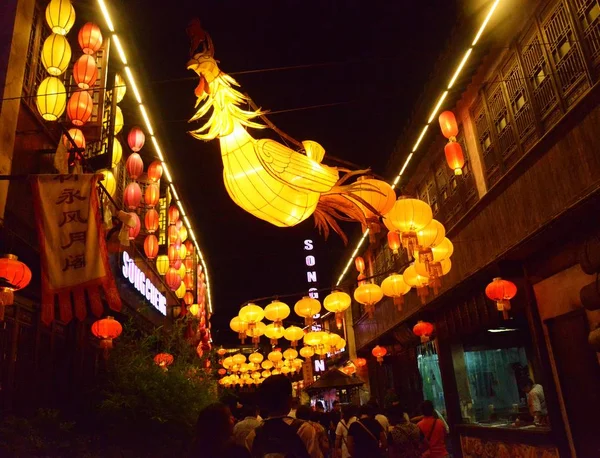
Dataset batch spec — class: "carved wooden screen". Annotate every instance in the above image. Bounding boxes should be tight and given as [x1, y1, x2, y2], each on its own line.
[486, 83, 519, 168]
[571, 0, 600, 68]
[471, 98, 500, 187]
[22, 5, 48, 113]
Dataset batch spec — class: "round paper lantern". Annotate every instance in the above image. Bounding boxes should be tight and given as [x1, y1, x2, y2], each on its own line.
[416, 219, 446, 266]
[0, 255, 32, 306]
[184, 291, 194, 305]
[284, 326, 304, 348]
[144, 208, 159, 233]
[232, 354, 246, 366]
[403, 264, 430, 304]
[99, 169, 116, 197]
[126, 153, 144, 180]
[165, 268, 181, 291]
[72, 54, 98, 89]
[63, 128, 85, 150]
[147, 161, 163, 182]
[304, 331, 324, 347]
[381, 273, 411, 310]
[413, 321, 435, 343]
[372, 345, 387, 364]
[156, 255, 169, 275]
[41, 33, 71, 76]
[283, 348, 298, 361]
[249, 353, 264, 365]
[323, 290, 351, 329]
[176, 263, 186, 281]
[485, 277, 517, 319]
[355, 256, 365, 273]
[445, 141, 465, 176]
[175, 281, 186, 299]
[431, 238, 454, 262]
[189, 303, 200, 316]
[115, 73, 126, 103]
[179, 226, 188, 243]
[168, 244, 180, 266]
[127, 212, 140, 240]
[264, 300, 290, 329]
[439, 111, 459, 139]
[154, 352, 174, 370]
[246, 321, 266, 345]
[167, 226, 179, 245]
[342, 365, 356, 375]
[91, 316, 122, 355]
[230, 316, 249, 343]
[144, 183, 159, 208]
[354, 283, 383, 318]
[78, 22, 103, 55]
[387, 231, 401, 255]
[184, 257, 194, 272]
[299, 346, 314, 359]
[36, 77, 66, 121]
[354, 357, 367, 367]
[265, 323, 285, 345]
[239, 303, 264, 330]
[45, 0, 75, 36]
[268, 350, 283, 366]
[178, 242, 187, 260]
[144, 234, 158, 260]
[176, 220, 183, 230]
[168, 206, 179, 224]
[123, 182, 141, 210]
[294, 296, 321, 326]
[127, 126, 145, 152]
[385, 197, 433, 257]
[110, 138, 122, 168]
[67, 90, 93, 126]
[114, 106, 124, 134]
[415, 258, 452, 293]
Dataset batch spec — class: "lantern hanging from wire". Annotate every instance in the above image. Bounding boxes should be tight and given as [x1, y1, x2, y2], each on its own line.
[283, 348, 298, 361]
[264, 300, 290, 330]
[304, 331, 324, 348]
[184, 272, 194, 291]
[177, 262, 186, 281]
[403, 264, 430, 304]
[438, 111, 458, 139]
[41, 33, 71, 76]
[167, 225, 179, 245]
[431, 238, 454, 263]
[78, 22, 103, 54]
[123, 182, 141, 210]
[381, 273, 411, 311]
[372, 345, 387, 365]
[387, 230, 401, 255]
[154, 353, 174, 371]
[72, 54, 98, 89]
[485, 277, 517, 319]
[354, 283, 383, 319]
[249, 353, 264, 365]
[239, 303, 264, 333]
[268, 350, 283, 368]
[282, 326, 303, 348]
[155, 255, 169, 275]
[294, 296, 321, 326]
[183, 291, 194, 306]
[415, 258, 451, 294]
[114, 72, 126, 102]
[126, 153, 144, 180]
[245, 321, 265, 346]
[179, 226, 188, 243]
[261, 360, 274, 371]
[299, 345, 314, 360]
[67, 90, 93, 126]
[342, 365, 356, 375]
[0, 255, 32, 315]
[349, 177, 396, 241]
[189, 303, 199, 316]
[175, 281, 186, 299]
[355, 256, 365, 274]
[165, 267, 181, 291]
[144, 234, 158, 260]
[114, 106, 124, 135]
[91, 316, 122, 358]
[438, 111, 464, 175]
[385, 197, 433, 258]
[36, 77, 66, 121]
[127, 126, 145, 152]
[45, 0, 75, 36]
[230, 316, 249, 344]
[415, 219, 446, 266]
[98, 170, 116, 197]
[184, 257, 194, 272]
[413, 321, 434, 343]
[147, 161, 163, 182]
[323, 290, 351, 329]
[144, 184, 159, 209]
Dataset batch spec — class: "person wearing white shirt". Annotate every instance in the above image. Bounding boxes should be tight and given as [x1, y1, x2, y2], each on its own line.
[335, 405, 359, 458]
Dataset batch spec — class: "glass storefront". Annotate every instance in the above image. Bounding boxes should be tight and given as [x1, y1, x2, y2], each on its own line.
[417, 342, 447, 418]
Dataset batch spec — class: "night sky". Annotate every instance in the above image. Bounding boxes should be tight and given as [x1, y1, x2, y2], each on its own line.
[112, 0, 457, 343]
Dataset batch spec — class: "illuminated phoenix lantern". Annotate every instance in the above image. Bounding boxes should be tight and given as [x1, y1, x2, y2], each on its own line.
[186, 22, 381, 242]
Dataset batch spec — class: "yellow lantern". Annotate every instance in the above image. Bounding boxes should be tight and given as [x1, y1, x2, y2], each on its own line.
[334, 338, 346, 352]
[283, 348, 298, 361]
[416, 219, 446, 266]
[177, 263, 186, 280]
[403, 264, 430, 304]
[299, 346, 314, 360]
[179, 226, 188, 242]
[249, 352, 264, 364]
[115, 73, 127, 103]
[232, 353, 246, 366]
[45, 0, 75, 36]
[281, 366, 291, 375]
[262, 370, 271, 378]
[264, 300, 290, 329]
[36, 76, 66, 121]
[189, 303, 199, 316]
[106, 137, 122, 168]
[354, 283, 383, 319]
[294, 296, 321, 326]
[98, 169, 116, 197]
[41, 33, 71, 76]
[264, 323, 285, 345]
[222, 356, 233, 369]
[239, 303, 264, 331]
[175, 281, 186, 299]
[156, 255, 169, 275]
[292, 359, 304, 373]
[230, 316, 249, 344]
[385, 197, 433, 257]
[283, 325, 304, 347]
[349, 177, 396, 241]
[271, 369, 281, 376]
[381, 273, 411, 311]
[327, 333, 341, 350]
[268, 350, 283, 367]
[114, 106, 124, 134]
[239, 363, 249, 373]
[304, 331, 324, 348]
[178, 243, 187, 261]
[430, 238, 454, 262]
[415, 258, 452, 294]
[252, 372, 261, 380]
[246, 321, 266, 346]
[261, 360, 274, 370]
[323, 290, 351, 329]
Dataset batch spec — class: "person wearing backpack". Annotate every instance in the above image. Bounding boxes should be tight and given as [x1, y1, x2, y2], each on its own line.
[416, 401, 449, 458]
[347, 404, 387, 458]
[335, 404, 358, 458]
[246, 375, 320, 458]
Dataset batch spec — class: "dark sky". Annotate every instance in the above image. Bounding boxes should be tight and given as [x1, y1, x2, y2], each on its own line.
[113, 0, 457, 343]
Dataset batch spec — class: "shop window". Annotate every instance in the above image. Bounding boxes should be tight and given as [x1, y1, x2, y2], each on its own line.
[532, 68, 547, 89]
[418, 342, 447, 419]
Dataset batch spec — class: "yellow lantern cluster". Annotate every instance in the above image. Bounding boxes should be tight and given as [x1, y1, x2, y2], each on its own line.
[384, 197, 433, 257]
[230, 316, 249, 344]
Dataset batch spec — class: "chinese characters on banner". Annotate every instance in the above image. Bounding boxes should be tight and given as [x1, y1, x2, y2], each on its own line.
[32, 175, 121, 324]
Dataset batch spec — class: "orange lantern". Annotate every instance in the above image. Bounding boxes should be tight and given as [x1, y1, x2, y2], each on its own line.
[0, 255, 32, 312]
[144, 208, 159, 233]
[128, 212, 140, 240]
[403, 264, 430, 304]
[218, 368, 227, 376]
[166, 226, 178, 245]
[184, 291, 194, 306]
[123, 182, 141, 210]
[413, 321, 434, 343]
[354, 357, 367, 367]
[127, 126, 145, 152]
[184, 257, 194, 272]
[355, 256, 365, 274]
[62, 128, 85, 151]
[372, 345, 387, 364]
[144, 183, 159, 208]
[323, 290, 351, 329]
[126, 153, 144, 180]
[444, 141, 465, 176]
[147, 160, 163, 182]
[91, 316, 122, 357]
[168, 206, 179, 225]
[217, 348, 227, 356]
[72, 54, 98, 90]
[168, 244, 180, 267]
[387, 231, 401, 255]
[342, 365, 356, 375]
[144, 235, 158, 260]
[184, 272, 194, 290]
[78, 22, 103, 55]
[438, 111, 458, 139]
[354, 283, 383, 319]
[485, 277, 517, 319]
[66, 90, 93, 126]
[165, 268, 181, 291]
[154, 352, 174, 371]
[185, 240, 194, 255]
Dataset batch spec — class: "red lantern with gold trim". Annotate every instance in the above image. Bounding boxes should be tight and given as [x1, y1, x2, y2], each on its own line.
[438, 111, 458, 139]
[127, 126, 145, 153]
[144, 234, 158, 260]
[144, 208, 159, 233]
[0, 255, 32, 312]
[147, 160, 163, 182]
[372, 345, 387, 365]
[354, 357, 367, 367]
[144, 183, 159, 208]
[444, 141, 465, 176]
[72, 54, 98, 90]
[165, 268, 181, 291]
[91, 316, 122, 358]
[78, 22, 103, 55]
[485, 277, 517, 320]
[123, 182, 141, 210]
[126, 153, 144, 180]
[67, 90, 93, 126]
[168, 206, 179, 225]
[413, 321, 434, 343]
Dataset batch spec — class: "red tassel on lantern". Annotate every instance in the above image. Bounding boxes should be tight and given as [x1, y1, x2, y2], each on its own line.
[127, 126, 145, 152]
[123, 182, 141, 210]
[147, 161, 163, 182]
[126, 153, 144, 180]
[72, 54, 98, 90]
[144, 208, 159, 233]
[144, 183, 159, 208]
[78, 22, 103, 55]
[144, 235, 158, 259]
[67, 90, 93, 126]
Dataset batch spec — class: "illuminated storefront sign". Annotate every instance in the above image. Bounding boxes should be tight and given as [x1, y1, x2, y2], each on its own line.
[304, 239, 321, 328]
[314, 359, 325, 373]
[122, 251, 167, 315]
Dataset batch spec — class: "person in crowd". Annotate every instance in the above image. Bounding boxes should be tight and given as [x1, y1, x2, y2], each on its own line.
[347, 404, 387, 458]
[233, 404, 261, 448]
[387, 404, 424, 458]
[417, 401, 449, 458]
[329, 401, 342, 446]
[289, 397, 300, 418]
[296, 405, 329, 458]
[191, 402, 250, 458]
[368, 400, 390, 432]
[521, 377, 548, 425]
[335, 404, 358, 458]
[246, 375, 318, 458]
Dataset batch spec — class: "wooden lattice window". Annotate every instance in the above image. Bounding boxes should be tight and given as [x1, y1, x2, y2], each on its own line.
[571, 0, 600, 66]
[503, 57, 537, 146]
[471, 98, 500, 186]
[486, 83, 518, 162]
[22, 5, 49, 112]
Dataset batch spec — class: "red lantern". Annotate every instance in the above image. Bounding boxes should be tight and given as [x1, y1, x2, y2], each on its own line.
[67, 90, 93, 126]
[387, 231, 401, 255]
[184, 272, 194, 290]
[165, 268, 181, 291]
[126, 153, 144, 180]
[168, 206, 179, 225]
[485, 277, 517, 319]
[175, 220, 183, 231]
[184, 291, 194, 305]
[144, 235, 159, 260]
[62, 128, 85, 150]
[78, 22, 103, 55]
[372, 345, 387, 365]
[218, 368, 227, 376]
[91, 316, 122, 358]
[439, 111, 458, 139]
[154, 352, 174, 370]
[128, 212, 140, 240]
[342, 365, 356, 375]
[185, 240, 194, 254]
[168, 245, 181, 269]
[168, 225, 179, 245]
[354, 357, 367, 367]
[444, 141, 465, 176]
[144, 208, 159, 233]
[184, 257, 194, 272]
[0, 255, 32, 309]
[123, 182, 141, 210]
[144, 183, 159, 208]
[147, 160, 163, 182]
[127, 126, 145, 152]
[355, 256, 365, 274]
[72, 54, 98, 90]
[413, 321, 434, 343]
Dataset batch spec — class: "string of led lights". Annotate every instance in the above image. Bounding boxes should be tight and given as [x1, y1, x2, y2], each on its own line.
[97, 0, 212, 313]
[335, 0, 502, 287]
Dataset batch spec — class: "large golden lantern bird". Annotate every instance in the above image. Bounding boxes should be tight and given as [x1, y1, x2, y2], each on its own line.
[186, 26, 382, 243]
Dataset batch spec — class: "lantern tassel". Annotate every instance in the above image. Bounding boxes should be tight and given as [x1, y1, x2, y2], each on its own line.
[393, 296, 404, 311]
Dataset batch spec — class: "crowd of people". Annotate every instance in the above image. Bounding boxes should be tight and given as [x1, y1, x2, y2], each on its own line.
[190, 375, 451, 458]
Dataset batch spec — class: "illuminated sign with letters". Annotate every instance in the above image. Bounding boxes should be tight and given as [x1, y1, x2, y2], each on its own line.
[122, 251, 167, 315]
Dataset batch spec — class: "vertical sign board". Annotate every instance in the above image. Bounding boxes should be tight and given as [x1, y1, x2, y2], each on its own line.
[304, 239, 321, 328]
